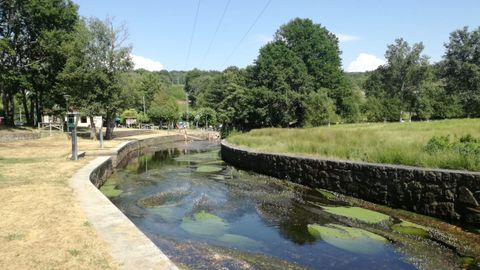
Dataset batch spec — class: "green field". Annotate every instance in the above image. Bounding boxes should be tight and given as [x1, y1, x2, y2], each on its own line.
[227, 119, 480, 171]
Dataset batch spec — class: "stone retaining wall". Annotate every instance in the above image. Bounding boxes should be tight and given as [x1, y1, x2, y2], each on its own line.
[0, 132, 51, 142]
[221, 141, 480, 226]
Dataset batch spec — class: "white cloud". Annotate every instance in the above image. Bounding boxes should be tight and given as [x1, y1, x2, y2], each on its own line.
[130, 54, 164, 71]
[335, 33, 360, 42]
[347, 53, 385, 72]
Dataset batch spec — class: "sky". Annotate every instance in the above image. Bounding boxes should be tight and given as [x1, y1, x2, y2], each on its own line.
[72, 0, 480, 72]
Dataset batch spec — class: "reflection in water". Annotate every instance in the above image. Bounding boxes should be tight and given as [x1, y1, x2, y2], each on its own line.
[102, 141, 469, 270]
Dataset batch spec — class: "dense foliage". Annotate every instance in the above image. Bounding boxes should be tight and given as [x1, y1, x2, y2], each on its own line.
[184, 21, 480, 133]
[2, 5, 480, 138]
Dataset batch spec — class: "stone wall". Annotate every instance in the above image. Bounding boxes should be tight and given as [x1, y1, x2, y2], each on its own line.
[0, 132, 51, 142]
[89, 134, 184, 188]
[221, 141, 480, 226]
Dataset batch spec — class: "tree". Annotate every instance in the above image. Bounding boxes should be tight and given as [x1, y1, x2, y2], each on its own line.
[148, 91, 179, 127]
[274, 18, 344, 90]
[60, 18, 132, 139]
[442, 26, 480, 117]
[364, 38, 432, 121]
[305, 89, 337, 126]
[251, 41, 313, 94]
[0, 0, 78, 126]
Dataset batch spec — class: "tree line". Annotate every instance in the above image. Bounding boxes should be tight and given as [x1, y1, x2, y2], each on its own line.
[185, 18, 480, 134]
[0, 0, 188, 138]
[2, 2, 479, 137]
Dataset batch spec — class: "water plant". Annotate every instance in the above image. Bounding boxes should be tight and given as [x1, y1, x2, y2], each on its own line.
[180, 211, 229, 237]
[99, 183, 123, 198]
[307, 224, 387, 254]
[137, 186, 190, 207]
[196, 165, 223, 173]
[391, 220, 429, 237]
[218, 234, 261, 248]
[316, 188, 336, 200]
[322, 206, 391, 224]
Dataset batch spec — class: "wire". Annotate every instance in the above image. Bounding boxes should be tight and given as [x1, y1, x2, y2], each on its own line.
[221, 0, 272, 69]
[199, 0, 231, 67]
[185, 0, 202, 69]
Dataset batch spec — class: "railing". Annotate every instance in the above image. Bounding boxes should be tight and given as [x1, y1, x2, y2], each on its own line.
[38, 122, 64, 136]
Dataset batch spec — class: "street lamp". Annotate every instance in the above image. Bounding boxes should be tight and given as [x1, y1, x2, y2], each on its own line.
[63, 94, 71, 132]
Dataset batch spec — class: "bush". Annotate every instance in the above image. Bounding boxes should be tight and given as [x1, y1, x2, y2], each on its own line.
[425, 134, 480, 155]
[425, 135, 451, 153]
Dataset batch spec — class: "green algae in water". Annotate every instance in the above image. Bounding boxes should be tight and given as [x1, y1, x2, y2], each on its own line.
[174, 151, 219, 163]
[308, 224, 387, 254]
[181, 211, 229, 237]
[322, 206, 390, 224]
[196, 165, 223, 173]
[316, 188, 336, 200]
[218, 234, 262, 248]
[461, 256, 477, 269]
[100, 184, 122, 198]
[137, 187, 190, 208]
[391, 220, 429, 237]
[148, 207, 183, 223]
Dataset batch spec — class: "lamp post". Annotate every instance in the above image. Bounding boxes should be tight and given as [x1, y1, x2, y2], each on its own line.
[63, 94, 71, 132]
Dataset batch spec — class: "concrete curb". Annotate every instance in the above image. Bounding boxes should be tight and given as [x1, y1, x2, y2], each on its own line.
[69, 136, 180, 269]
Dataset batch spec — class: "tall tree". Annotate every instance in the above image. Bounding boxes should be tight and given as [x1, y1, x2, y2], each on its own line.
[364, 38, 431, 121]
[442, 26, 480, 117]
[60, 18, 132, 139]
[274, 18, 343, 90]
[0, 0, 78, 126]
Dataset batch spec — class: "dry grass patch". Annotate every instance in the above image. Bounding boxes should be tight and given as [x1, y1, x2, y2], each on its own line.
[0, 135, 119, 269]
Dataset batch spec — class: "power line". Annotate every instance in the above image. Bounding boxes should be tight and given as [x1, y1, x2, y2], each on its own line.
[185, 0, 202, 69]
[221, 0, 272, 69]
[199, 0, 231, 67]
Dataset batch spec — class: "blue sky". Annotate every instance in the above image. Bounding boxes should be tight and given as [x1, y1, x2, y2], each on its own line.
[73, 0, 480, 72]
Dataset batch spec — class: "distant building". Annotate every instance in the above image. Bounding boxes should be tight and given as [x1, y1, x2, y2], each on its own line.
[42, 114, 102, 128]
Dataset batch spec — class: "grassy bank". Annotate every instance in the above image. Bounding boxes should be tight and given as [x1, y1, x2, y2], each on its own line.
[228, 119, 480, 171]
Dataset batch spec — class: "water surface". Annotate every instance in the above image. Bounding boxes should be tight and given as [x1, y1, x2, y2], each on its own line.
[102, 141, 468, 270]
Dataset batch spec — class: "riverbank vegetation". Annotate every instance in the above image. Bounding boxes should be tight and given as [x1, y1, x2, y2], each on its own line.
[228, 119, 480, 171]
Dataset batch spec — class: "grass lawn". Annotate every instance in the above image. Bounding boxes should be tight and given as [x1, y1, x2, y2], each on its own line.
[0, 129, 209, 269]
[227, 119, 480, 171]
[0, 135, 122, 269]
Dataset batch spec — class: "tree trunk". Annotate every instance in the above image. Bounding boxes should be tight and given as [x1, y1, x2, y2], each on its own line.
[89, 115, 97, 140]
[1, 91, 11, 126]
[20, 89, 31, 125]
[29, 96, 35, 125]
[105, 112, 115, 140]
[36, 91, 43, 126]
[8, 94, 15, 125]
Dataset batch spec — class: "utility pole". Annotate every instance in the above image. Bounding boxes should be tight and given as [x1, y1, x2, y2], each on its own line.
[186, 93, 189, 128]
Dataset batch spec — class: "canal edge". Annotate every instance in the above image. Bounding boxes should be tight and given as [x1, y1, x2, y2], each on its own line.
[68, 135, 184, 270]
